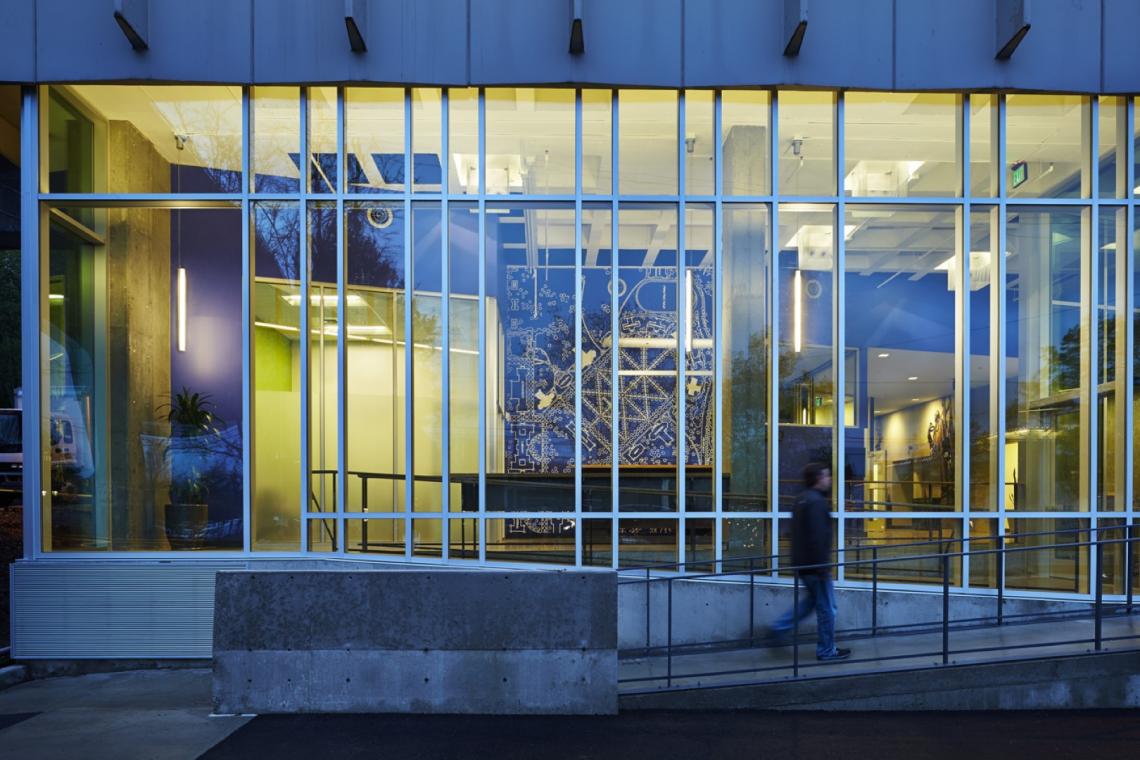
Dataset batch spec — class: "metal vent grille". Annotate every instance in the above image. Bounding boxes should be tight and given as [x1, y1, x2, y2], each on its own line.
[11, 561, 248, 659]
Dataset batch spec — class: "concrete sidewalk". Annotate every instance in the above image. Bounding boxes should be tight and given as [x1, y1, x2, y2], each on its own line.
[0, 669, 247, 760]
[0, 668, 1139, 759]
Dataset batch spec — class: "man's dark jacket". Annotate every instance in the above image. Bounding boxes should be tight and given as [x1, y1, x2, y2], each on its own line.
[791, 486, 831, 575]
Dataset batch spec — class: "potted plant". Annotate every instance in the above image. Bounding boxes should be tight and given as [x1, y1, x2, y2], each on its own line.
[157, 388, 223, 550]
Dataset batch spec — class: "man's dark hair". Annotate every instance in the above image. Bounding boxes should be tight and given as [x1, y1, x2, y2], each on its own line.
[802, 461, 829, 488]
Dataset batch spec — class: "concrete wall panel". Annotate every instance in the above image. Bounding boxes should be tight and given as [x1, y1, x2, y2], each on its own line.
[212, 569, 619, 714]
[35, 0, 253, 83]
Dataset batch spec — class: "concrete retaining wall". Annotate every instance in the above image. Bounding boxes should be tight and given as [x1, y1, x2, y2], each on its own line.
[618, 577, 1090, 651]
[622, 651, 1140, 711]
[212, 569, 618, 715]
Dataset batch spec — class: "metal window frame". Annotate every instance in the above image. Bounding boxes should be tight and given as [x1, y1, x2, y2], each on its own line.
[16, 85, 1136, 601]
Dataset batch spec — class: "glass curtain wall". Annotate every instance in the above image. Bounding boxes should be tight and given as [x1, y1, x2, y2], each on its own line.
[32, 85, 1140, 599]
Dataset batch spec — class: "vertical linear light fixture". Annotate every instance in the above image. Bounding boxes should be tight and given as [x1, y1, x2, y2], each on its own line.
[177, 266, 187, 352]
[793, 269, 803, 352]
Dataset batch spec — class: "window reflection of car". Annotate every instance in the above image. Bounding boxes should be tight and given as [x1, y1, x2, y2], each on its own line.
[0, 409, 22, 506]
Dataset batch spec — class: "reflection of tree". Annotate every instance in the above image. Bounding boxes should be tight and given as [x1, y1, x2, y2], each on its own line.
[254, 204, 300, 280]
[163, 98, 243, 194]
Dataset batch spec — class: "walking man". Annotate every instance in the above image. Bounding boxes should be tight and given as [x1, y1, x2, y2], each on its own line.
[768, 462, 850, 661]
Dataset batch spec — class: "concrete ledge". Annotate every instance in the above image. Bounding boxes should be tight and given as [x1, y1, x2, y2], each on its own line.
[212, 569, 617, 714]
[621, 651, 1140, 711]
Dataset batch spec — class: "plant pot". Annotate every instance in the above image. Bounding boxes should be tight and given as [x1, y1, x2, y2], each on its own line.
[165, 502, 208, 550]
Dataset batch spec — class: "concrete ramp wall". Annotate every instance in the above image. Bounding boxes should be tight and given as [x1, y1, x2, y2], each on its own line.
[212, 569, 617, 715]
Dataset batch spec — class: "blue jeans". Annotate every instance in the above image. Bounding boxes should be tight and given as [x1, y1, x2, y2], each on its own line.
[770, 572, 838, 657]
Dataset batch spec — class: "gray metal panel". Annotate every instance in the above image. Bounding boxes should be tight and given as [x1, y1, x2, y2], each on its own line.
[10, 561, 245, 658]
[253, 0, 468, 85]
[471, 0, 682, 87]
[0, 0, 35, 82]
[893, 0, 994, 91]
[35, 0, 252, 83]
[985, 0, 1100, 93]
[1102, 0, 1140, 93]
[684, 0, 893, 90]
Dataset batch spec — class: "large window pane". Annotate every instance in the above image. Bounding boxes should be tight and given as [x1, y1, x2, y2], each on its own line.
[46, 207, 243, 551]
[618, 519, 677, 567]
[485, 204, 576, 512]
[486, 518, 575, 565]
[777, 204, 836, 510]
[48, 85, 242, 194]
[618, 204, 678, 512]
[308, 203, 338, 523]
[722, 518, 773, 573]
[253, 87, 300, 193]
[308, 87, 337, 193]
[845, 518, 961, 585]
[619, 91, 677, 195]
[345, 88, 405, 194]
[450, 88, 478, 195]
[723, 204, 769, 511]
[485, 88, 574, 195]
[723, 91, 771, 196]
[969, 95, 997, 198]
[582, 90, 612, 195]
[253, 202, 301, 550]
[778, 91, 834, 197]
[412, 88, 442, 193]
[1097, 96, 1127, 199]
[1005, 207, 1086, 512]
[845, 206, 958, 513]
[845, 92, 961, 198]
[412, 205, 443, 511]
[581, 206, 614, 511]
[683, 204, 715, 511]
[449, 204, 480, 513]
[1006, 95, 1089, 199]
[684, 91, 714, 196]
[969, 208, 997, 510]
[1098, 207, 1127, 511]
[1004, 518, 1089, 594]
[345, 202, 406, 515]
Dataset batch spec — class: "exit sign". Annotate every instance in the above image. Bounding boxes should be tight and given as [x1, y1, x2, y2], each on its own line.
[1010, 161, 1029, 188]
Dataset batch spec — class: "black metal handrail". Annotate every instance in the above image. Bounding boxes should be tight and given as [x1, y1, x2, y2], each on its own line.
[621, 526, 1139, 691]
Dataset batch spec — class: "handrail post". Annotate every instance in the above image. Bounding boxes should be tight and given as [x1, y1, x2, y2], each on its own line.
[645, 567, 651, 657]
[666, 577, 673, 688]
[941, 553, 950, 665]
[792, 573, 800, 677]
[1127, 525, 1134, 615]
[996, 542, 1004, 626]
[1095, 539, 1103, 652]
[749, 557, 755, 647]
[871, 546, 878, 636]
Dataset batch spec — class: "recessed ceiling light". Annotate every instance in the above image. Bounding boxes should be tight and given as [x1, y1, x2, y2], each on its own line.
[877, 352, 890, 358]
[911, 397, 921, 402]
[908, 376, 918, 381]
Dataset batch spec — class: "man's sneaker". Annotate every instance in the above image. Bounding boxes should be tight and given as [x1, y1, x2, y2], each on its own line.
[816, 647, 851, 661]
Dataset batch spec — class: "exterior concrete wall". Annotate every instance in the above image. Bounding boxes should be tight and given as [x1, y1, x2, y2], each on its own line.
[618, 577, 1091, 651]
[622, 651, 1140, 710]
[0, 0, 1137, 92]
[211, 569, 618, 714]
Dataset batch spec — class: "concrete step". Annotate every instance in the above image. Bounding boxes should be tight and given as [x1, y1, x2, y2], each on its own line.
[0, 664, 28, 691]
